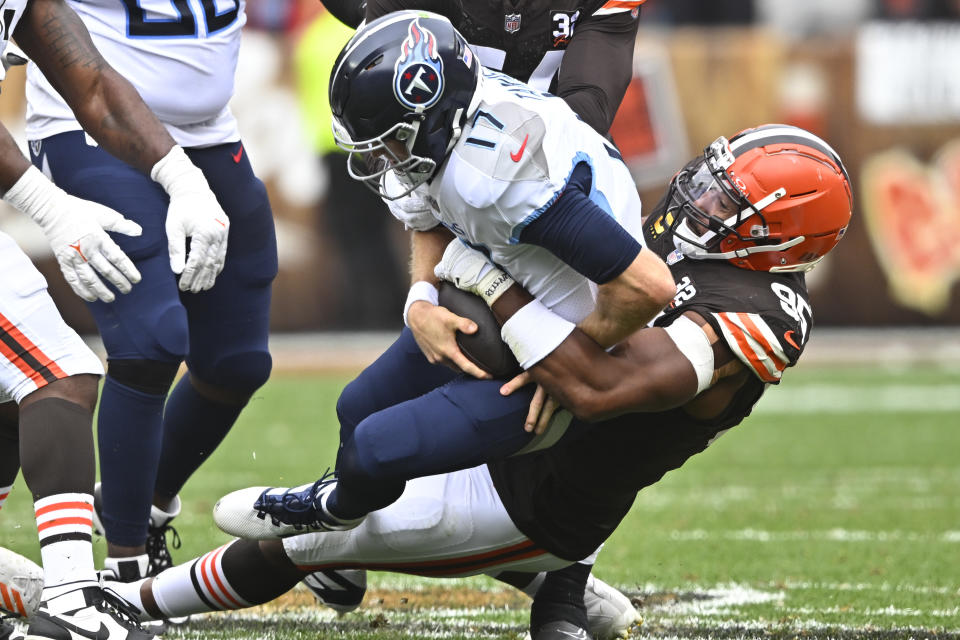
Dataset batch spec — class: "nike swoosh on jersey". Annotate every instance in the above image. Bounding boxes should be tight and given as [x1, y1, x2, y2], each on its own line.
[783, 330, 800, 350]
[232, 145, 244, 163]
[509, 134, 529, 162]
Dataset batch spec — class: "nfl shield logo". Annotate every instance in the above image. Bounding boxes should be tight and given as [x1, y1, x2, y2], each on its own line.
[504, 13, 521, 33]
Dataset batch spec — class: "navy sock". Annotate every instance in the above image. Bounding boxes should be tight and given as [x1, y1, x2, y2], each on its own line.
[325, 440, 404, 520]
[97, 376, 165, 547]
[154, 376, 244, 501]
[529, 563, 592, 636]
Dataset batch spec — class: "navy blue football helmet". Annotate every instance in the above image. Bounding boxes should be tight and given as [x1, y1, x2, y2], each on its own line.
[329, 11, 481, 199]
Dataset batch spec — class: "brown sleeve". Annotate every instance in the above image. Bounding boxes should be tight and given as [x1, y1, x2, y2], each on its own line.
[556, 10, 640, 135]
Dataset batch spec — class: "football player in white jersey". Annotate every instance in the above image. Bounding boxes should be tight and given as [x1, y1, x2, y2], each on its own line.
[31, 121, 852, 640]
[208, 12, 670, 637]
[257, 10, 674, 531]
[0, 0, 232, 635]
[24, 0, 277, 586]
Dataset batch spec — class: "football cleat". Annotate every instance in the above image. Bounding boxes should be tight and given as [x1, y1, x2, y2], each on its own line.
[582, 575, 641, 639]
[26, 585, 155, 640]
[214, 472, 364, 540]
[302, 569, 366, 613]
[98, 557, 183, 631]
[532, 620, 592, 640]
[0, 547, 43, 619]
[145, 498, 181, 579]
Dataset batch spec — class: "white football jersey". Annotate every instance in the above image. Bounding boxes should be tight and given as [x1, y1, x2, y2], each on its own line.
[25, 0, 246, 147]
[426, 68, 644, 323]
[0, 0, 28, 82]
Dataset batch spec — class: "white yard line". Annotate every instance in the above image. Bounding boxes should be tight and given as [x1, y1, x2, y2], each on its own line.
[755, 384, 960, 413]
[662, 529, 960, 543]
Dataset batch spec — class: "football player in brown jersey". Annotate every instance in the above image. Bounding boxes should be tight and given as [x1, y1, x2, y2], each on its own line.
[68, 123, 852, 640]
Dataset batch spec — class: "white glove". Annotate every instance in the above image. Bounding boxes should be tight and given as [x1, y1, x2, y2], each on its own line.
[382, 172, 438, 231]
[151, 145, 230, 293]
[434, 239, 515, 306]
[4, 166, 143, 303]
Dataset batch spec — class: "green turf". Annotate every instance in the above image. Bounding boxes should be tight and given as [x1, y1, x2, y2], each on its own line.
[2, 365, 958, 638]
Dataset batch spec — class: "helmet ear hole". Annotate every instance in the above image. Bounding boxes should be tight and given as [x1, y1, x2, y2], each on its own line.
[363, 54, 385, 71]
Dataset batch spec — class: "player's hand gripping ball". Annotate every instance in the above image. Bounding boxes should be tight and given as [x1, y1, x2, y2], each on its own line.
[438, 281, 520, 379]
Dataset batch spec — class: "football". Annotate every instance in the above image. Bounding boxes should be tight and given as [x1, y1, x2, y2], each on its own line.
[437, 281, 521, 379]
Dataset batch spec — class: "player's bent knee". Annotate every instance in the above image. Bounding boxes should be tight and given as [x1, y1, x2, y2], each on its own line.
[107, 359, 181, 396]
[190, 350, 272, 396]
[100, 302, 189, 363]
[346, 416, 425, 481]
[335, 377, 378, 436]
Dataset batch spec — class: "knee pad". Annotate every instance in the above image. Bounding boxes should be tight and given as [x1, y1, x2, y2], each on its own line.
[347, 414, 425, 482]
[335, 377, 377, 438]
[189, 349, 272, 396]
[107, 359, 182, 396]
[96, 294, 189, 363]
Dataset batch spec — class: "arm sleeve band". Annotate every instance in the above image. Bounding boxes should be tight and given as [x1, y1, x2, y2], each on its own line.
[519, 162, 642, 284]
[662, 315, 715, 395]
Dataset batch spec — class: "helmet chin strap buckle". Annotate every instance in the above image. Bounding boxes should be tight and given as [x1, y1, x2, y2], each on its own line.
[741, 187, 786, 216]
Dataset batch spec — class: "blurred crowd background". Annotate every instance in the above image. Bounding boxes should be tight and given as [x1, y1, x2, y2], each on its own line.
[1, 0, 959, 332]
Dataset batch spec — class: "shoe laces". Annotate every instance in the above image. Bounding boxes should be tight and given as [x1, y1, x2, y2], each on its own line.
[258, 469, 337, 527]
[92, 587, 149, 633]
[145, 523, 181, 577]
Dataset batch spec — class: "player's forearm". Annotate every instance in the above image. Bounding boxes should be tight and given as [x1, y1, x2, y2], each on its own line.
[491, 286, 685, 420]
[65, 69, 175, 174]
[577, 249, 675, 348]
[15, 0, 175, 174]
[410, 227, 454, 285]
[0, 125, 32, 192]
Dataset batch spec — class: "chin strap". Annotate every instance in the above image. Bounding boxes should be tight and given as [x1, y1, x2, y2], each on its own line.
[684, 235, 806, 261]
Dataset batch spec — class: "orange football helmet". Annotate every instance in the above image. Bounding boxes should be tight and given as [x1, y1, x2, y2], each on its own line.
[665, 124, 853, 272]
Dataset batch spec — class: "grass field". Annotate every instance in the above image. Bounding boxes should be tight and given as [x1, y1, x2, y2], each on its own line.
[2, 361, 959, 639]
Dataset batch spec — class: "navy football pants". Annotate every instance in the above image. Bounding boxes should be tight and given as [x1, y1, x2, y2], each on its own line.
[31, 132, 277, 545]
[331, 328, 587, 518]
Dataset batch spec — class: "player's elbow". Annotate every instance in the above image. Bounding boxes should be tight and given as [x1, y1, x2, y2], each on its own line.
[641, 251, 677, 308]
[616, 249, 676, 314]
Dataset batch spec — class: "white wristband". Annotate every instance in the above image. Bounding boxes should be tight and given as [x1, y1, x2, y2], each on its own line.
[500, 299, 575, 370]
[3, 165, 64, 227]
[150, 145, 205, 196]
[475, 267, 514, 307]
[403, 281, 439, 327]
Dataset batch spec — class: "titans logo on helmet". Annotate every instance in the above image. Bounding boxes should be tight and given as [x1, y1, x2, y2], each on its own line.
[393, 19, 444, 111]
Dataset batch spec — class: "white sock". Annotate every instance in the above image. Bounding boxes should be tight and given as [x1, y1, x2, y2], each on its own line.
[0, 484, 11, 511]
[34, 493, 97, 588]
[151, 542, 250, 617]
[103, 579, 147, 618]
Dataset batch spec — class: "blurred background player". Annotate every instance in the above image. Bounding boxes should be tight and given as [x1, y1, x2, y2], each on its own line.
[0, 0, 234, 631]
[24, 0, 279, 583]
